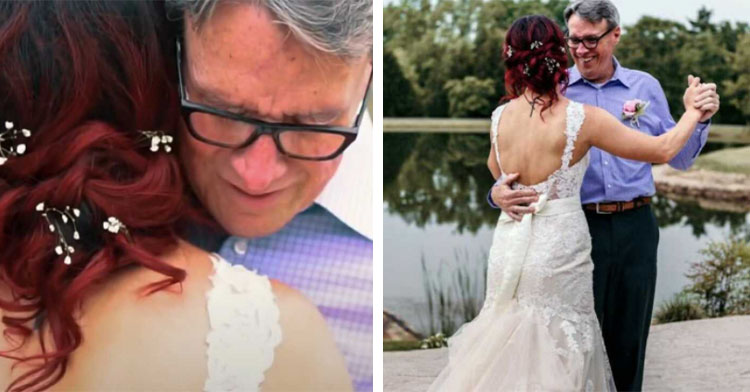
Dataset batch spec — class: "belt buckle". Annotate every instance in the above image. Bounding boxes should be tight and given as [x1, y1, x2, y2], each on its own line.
[595, 203, 613, 215]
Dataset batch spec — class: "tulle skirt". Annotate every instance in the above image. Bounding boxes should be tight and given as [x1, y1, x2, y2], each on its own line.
[428, 300, 616, 391]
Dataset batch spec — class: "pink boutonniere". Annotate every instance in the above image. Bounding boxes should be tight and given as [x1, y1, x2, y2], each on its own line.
[622, 99, 650, 128]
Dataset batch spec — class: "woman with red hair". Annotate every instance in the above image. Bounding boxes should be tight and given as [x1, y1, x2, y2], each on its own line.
[0, 1, 349, 391]
[429, 15, 707, 390]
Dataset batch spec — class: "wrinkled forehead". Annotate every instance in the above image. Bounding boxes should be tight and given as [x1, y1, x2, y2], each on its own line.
[181, 3, 370, 120]
[182, 1, 371, 64]
[182, 3, 368, 77]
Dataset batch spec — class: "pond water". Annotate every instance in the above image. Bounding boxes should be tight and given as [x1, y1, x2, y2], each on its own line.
[383, 133, 750, 335]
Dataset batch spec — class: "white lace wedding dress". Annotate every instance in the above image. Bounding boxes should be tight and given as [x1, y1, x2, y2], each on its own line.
[429, 101, 616, 391]
[204, 254, 282, 391]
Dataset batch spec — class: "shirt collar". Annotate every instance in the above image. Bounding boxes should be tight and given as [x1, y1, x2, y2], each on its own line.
[568, 56, 631, 89]
[314, 110, 373, 240]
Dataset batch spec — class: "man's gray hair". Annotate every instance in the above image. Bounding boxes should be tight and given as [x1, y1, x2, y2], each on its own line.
[166, 0, 372, 59]
[564, 0, 620, 29]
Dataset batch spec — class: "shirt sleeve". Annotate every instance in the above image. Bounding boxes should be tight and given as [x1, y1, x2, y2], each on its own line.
[487, 185, 500, 209]
[487, 177, 500, 210]
[669, 120, 710, 170]
[649, 78, 710, 170]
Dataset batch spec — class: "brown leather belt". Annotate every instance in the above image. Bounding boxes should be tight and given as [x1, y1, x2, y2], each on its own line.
[583, 196, 652, 214]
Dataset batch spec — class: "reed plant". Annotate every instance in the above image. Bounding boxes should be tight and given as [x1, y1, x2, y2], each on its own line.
[419, 248, 487, 337]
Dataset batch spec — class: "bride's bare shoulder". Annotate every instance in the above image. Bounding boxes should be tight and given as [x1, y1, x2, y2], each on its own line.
[51, 240, 215, 390]
[263, 280, 353, 391]
[579, 104, 618, 134]
[580, 104, 611, 121]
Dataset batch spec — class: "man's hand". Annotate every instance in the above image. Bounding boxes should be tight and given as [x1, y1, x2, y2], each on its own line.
[490, 173, 539, 222]
[693, 81, 720, 123]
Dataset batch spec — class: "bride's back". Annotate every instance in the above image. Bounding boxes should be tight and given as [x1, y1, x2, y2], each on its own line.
[494, 97, 589, 187]
[0, 242, 213, 390]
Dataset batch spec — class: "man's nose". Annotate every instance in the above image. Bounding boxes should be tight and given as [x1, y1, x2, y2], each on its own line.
[229, 134, 287, 191]
[575, 44, 590, 57]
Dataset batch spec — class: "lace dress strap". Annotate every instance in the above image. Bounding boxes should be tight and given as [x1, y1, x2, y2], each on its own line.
[562, 101, 586, 169]
[490, 104, 507, 168]
[204, 254, 282, 392]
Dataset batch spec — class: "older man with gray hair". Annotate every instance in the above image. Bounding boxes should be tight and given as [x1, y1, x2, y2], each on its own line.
[166, 0, 373, 390]
[490, 0, 719, 390]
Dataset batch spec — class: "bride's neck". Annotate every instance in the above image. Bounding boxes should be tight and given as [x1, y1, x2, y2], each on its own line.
[521, 86, 562, 103]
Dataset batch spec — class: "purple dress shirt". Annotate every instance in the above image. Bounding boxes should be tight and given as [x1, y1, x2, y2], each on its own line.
[489, 57, 709, 205]
[218, 204, 373, 392]
[566, 57, 709, 203]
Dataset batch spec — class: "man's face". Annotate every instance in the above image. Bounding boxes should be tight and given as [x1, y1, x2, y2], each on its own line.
[180, 3, 372, 237]
[567, 14, 621, 84]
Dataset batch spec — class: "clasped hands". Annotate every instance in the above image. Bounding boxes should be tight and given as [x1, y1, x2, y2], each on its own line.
[688, 74, 720, 123]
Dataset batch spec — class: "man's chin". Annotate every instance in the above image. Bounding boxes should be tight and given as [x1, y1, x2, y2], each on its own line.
[577, 67, 598, 82]
[218, 213, 295, 239]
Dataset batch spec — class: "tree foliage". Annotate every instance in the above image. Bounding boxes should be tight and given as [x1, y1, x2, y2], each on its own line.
[384, 49, 421, 116]
[385, 1, 750, 123]
[444, 76, 496, 118]
[724, 34, 750, 123]
[685, 236, 750, 317]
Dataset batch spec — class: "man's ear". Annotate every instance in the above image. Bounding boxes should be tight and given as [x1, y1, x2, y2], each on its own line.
[613, 26, 622, 44]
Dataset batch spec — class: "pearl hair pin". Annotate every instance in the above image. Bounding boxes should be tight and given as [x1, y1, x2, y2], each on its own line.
[36, 202, 81, 265]
[0, 121, 31, 165]
[139, 130, 174, 153]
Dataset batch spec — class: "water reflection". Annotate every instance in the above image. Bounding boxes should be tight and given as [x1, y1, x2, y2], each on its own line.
[385, 133, 749, 237]
[385, 133, 497, 233]
[652, 196, 748, 237]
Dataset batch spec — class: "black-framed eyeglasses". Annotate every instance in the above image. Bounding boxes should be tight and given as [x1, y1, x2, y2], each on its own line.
[564, 26, 615, 49]
[176, 39, 372, 161]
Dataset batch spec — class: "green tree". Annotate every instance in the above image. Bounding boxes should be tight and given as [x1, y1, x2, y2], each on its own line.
[724, 34, 750, 124]
[616, 17, 688, 115]
[385, 0, 572, 118]
[688, 7, 717, 33]
[384, 133, 497, 233]
[685, 236, 750, 317]
[384, 49, 421, 116]
[444, 76, 496, 118]
[677, 32, 732, 121]
[385, 2, 748, 124]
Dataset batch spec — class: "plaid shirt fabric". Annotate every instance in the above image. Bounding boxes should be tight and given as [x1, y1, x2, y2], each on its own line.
[218, 204, 373, 392]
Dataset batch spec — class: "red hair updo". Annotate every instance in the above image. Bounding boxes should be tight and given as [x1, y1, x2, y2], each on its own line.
[0, 1, 198, 390]
[503, 15, 570, 117]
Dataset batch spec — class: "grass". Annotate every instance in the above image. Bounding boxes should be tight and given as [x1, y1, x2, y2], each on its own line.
[653, 293, 706, 324]
[419, 248, 487, 337]
[694, 146, 750, 175]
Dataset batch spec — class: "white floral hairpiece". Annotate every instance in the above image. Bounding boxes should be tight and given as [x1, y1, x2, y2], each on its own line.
[36, 202, 80, 265]
[506, 45, 514, 58]
[523, 64, 531, 76]
[0, 121, 32, 166]
[103, 216, 134, 243]
[530, 41, 543, 50]
[544, 57, 560, 73]
[139, 130, 174, 153]
[103, 216, 125, 234]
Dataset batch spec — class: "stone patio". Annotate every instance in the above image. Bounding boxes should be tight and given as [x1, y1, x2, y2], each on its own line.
[385, 316, 750, 391]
